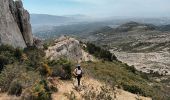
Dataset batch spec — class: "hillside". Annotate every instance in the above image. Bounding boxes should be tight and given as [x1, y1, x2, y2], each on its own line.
[0, 37, 160, 100]
[33, 21, 170, 83]
[113, 21, 156, 32]
[0, 75, 151, 100]
[0, 35, 170, 99]
[51, 75, 151, 100]
[1, 0, 170, 100]
[44, 37, 170, 100]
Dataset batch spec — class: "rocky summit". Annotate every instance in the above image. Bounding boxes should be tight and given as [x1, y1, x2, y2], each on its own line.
[0, 0, 33, 48]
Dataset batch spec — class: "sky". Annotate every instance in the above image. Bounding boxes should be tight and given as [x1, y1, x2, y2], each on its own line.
[23, 0, 170, 18]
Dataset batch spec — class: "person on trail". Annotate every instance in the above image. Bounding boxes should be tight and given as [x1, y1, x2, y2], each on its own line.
[73, 64, 83, 86]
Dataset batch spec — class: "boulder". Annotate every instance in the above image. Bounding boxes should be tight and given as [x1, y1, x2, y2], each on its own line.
[45, 36, 95, 63]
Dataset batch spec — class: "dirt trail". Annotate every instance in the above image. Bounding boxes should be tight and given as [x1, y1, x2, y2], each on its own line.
[0, 93, 20, 100]
[0, 76, 151, 100]
[51, 76, 151, 100]
[51, 76, 102, 100]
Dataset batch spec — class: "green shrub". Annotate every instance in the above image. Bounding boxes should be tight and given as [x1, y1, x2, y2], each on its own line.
[0, 44, 15, 53]
[58, 58, 72, 80]
[30, 80, 52, 100]
[85, 42, 117, 61]
[83, 86, 112, 100]
[48, 58, 72, 80]
[8, 81, 22, 96]
[0, 63, 41, 92]
[125, 65, 136, 73]
[14, 48, 23, 60]
[43, 43, 49, 50]
[122, 84, 146, 96]
[81, 61, 159, 98]
[40, 63, 52, 76]
[48, 60, 62, 77]
[0, 45, 17, 71]
[62, 60, 72, 79]
[0, 55, 9, 72]
[0, 64, 22, 92]
[24, 46, 45, 68]
[49, 85, 58, 92]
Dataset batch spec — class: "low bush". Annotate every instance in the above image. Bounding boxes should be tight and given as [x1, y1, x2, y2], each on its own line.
[83, 86, 112, 100]
[14, 48, 23, 60]
[61, 59, 72, 79]
[81, 61, 163, 99]
[0, 63, 41, 92]
[48, 58, 73, 80]
[0, 45, 17, 72]
[49, 85, 58, 92]
[0, 64, 23, 92]
[43, 43, 49, 50]
[85, 42, 117, 61]
[29, 80, 52, 100]
[0, 55, 9, 72]
[40, 63, 52, 76]
[122, 83, 146, 96]
[8, 81, 22, 96]
[124, 65, 136, 73]
[24, 46, 45, 69]
[0, 44, 15, 53]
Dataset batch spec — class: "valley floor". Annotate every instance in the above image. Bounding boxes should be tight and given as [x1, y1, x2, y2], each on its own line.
[112, 51, 170, 75]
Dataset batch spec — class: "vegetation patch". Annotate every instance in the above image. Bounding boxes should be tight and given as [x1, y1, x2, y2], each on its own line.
[82, 61, 168, 100]
[85, 42, 117, 61]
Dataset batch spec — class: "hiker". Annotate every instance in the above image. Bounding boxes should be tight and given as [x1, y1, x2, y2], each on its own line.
[73, 64, 83, 86]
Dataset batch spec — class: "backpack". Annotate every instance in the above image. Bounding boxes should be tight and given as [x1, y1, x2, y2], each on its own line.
[75, 68, 83, 77]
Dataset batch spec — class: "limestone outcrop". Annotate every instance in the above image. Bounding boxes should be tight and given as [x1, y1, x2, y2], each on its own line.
[45, 36, 95, 62]
[0, 0, 33, 48]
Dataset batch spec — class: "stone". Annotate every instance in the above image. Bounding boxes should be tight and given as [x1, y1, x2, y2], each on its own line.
[15, 0, 33, 46]
[0, 0, 26, 48]
[45, 36, 95, 63]
[0, 0, 33, 48]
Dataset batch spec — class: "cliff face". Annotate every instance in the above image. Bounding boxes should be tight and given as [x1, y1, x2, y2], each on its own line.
[0, 0, 33, 48]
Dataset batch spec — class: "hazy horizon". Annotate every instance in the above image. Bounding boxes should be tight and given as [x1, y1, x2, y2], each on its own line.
[23, 0, 170, 18]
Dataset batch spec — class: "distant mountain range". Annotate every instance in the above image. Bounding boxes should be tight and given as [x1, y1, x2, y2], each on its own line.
[30, 14, 92, 27]
[32, 18, 170, 40]
[31, 14, 72, 26]
[31, 14, 170, 33]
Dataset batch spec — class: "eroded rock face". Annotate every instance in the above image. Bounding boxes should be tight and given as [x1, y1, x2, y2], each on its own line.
[45, 36, 95, 63]
[14, 0, 33, 46]
[0, 0, 33, 48]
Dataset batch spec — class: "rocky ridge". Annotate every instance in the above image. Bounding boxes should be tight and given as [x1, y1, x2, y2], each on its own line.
[45, 36, 95, 62]
[0, 0, 33, 48]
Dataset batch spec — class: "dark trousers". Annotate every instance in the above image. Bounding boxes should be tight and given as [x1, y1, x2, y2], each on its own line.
[77, 76, 82, 86]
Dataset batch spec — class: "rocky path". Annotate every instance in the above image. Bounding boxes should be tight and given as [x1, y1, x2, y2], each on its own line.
[0, 93, 20, 100]
[0, 76, 151, 100]
[51, 76, 151, 100]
